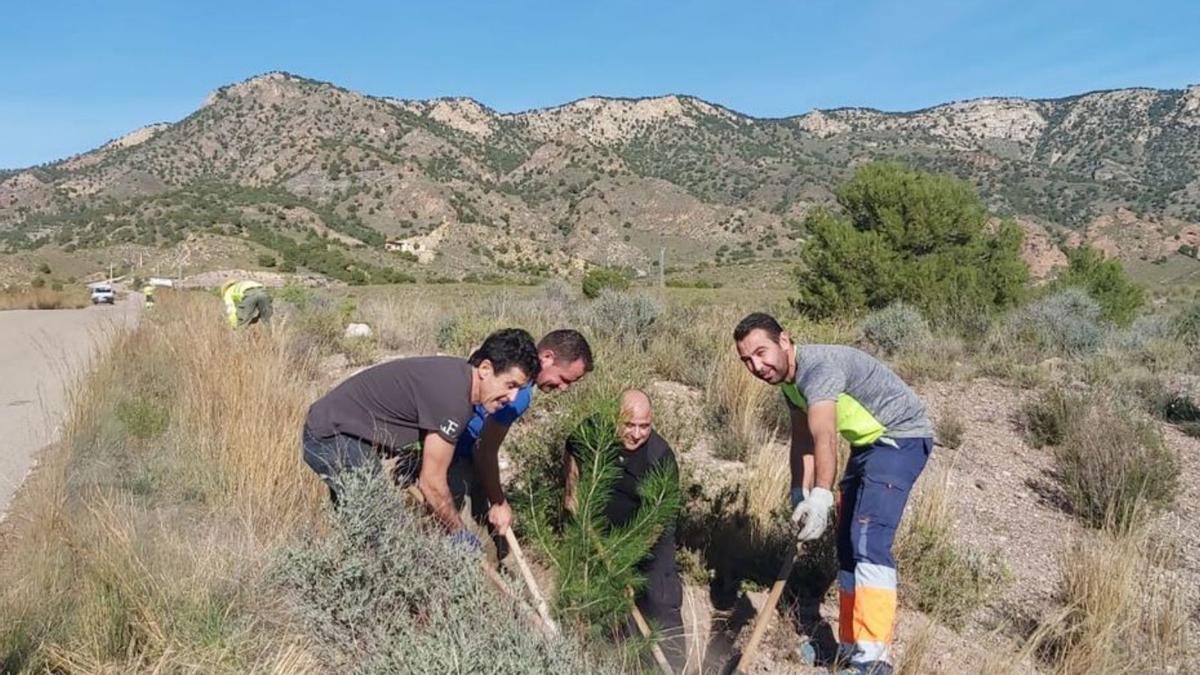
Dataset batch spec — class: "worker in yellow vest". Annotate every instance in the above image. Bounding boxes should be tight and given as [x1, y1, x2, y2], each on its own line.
[221, 279, 273, 328]
[142, 284, 156, 308]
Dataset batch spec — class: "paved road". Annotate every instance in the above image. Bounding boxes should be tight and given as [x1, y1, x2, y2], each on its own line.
[0, 297, 139, 516]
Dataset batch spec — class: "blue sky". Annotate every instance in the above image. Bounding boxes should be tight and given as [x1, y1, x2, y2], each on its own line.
[2, 0, 1197, 169]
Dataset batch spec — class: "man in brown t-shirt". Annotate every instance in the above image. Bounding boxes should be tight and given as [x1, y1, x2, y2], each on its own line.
[303, 328, 540, 546]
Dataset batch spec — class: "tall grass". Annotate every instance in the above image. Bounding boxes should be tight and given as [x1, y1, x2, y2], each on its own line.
[0, 287, 90, 310]
[1024, 528, 1187, 674]
[0, 292, 322, 672]
[703, 347, 776, 461]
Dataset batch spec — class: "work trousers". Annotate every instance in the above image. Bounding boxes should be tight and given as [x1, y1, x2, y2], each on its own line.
[836, 436, 931, 666]
[630, 532, 686, 672]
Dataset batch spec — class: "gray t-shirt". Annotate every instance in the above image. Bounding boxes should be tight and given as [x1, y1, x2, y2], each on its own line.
[305, 356, 473, 449]
[784, 344, 933, 441]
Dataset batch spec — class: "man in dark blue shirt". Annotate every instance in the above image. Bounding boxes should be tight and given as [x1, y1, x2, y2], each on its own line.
[450, 329, 594, 538]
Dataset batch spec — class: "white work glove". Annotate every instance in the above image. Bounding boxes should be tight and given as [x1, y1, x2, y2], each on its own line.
[790, 487, 834, 541]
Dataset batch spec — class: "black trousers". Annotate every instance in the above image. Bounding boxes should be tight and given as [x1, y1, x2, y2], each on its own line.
[632, 533, 686, 672]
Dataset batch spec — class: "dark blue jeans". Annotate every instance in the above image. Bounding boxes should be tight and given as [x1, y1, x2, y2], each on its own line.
[301, 426, 419, 503]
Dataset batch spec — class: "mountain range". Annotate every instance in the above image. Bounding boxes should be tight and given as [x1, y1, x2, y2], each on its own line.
[2, 71, 1199, 285]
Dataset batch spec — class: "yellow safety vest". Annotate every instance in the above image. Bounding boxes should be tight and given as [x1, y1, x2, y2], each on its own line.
[222, 280, 265, 326]
[780, 362, 888, 448]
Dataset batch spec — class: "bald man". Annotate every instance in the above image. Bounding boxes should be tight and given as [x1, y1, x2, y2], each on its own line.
[563, 390, 685, 671]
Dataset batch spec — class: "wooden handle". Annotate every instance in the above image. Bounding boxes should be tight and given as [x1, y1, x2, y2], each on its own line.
[405, 485, 557, 638]
[734, 546, 798, 675]
[504, 529, 560, 636]
[630, 593, 676, 675]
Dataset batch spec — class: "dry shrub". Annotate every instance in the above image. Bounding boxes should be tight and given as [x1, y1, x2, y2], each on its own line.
[358, 290, 442, 354]
[703, 347, 776, 461]
[278, 467, 611, 674]
[0, 287, 90, 310]
[645, 305, 725, 387]
[892, 332, 964, 383]
[1058, 407, 1176, 531]
[1029, 528, 1187, 674]
[934, 408, 965, 449]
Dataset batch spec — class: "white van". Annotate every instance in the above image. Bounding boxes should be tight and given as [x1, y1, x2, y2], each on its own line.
[90, 284, 116, 305]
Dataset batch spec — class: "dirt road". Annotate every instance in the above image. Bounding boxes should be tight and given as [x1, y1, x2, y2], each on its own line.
[0, 297, 139, 516]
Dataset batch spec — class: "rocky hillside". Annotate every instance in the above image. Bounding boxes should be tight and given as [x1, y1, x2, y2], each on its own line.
[2, 72, 1199, 284]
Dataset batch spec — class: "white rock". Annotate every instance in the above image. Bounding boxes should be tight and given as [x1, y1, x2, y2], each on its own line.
[344, 323, 373, 338]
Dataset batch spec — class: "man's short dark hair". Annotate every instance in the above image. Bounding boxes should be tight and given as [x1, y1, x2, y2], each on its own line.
[733, 312, 784, 343]
[470, 328, 541, 381]
[538, 329, 595, 373]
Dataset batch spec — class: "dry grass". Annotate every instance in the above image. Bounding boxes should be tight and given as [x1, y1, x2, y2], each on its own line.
[1024, 527, 1188, 674]
[0, 287, 90, 310]
[0, 292, 323, 672]
[703, 347, 776, 461]
[743, 440, 790, 533]
[153, 296, 324, 530]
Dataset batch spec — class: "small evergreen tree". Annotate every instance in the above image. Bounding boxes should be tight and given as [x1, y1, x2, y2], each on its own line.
[791, 162, 1028, 324]
[521, 403, 682, 631]
[1050, 245, 1145, 326]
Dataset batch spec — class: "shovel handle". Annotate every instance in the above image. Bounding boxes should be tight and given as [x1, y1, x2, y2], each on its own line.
[630, 590, 676, 675]
[734, 546, 798, 675]
[504, 528, 560, 636]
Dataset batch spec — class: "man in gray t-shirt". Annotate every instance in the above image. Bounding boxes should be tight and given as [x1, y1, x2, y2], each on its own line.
[734, 312, 932, 675]
[302, 329, 540, 546]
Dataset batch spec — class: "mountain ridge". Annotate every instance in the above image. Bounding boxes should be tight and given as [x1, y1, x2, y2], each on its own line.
[2, 71, 1199, 285]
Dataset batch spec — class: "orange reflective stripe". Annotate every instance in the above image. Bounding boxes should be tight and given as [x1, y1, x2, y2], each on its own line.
[852, 586, 897, 644]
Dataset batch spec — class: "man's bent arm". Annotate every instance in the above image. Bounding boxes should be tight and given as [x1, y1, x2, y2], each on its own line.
[789, 405, 816, 493]
[419, 432, 463, 531]
[475, 418, 512, 506]
[805, 401, 839, 491]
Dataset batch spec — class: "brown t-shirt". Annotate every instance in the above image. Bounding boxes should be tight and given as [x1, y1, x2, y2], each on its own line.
[305, 356, 474, 449]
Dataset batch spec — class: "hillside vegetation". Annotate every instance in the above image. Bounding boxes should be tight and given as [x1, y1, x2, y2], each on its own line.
[2, 73, 1200, 287]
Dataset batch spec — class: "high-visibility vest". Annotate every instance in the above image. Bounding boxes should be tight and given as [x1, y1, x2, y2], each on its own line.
[222, 280, 265, 326]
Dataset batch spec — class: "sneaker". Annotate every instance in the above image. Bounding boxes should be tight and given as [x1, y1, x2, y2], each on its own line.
[796, 640, 818, 665]
[844, 661, 892, 675]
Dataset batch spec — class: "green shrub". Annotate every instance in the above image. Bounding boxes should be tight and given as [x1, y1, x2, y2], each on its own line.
[581, 267, 630, 299]
[791, 162, 1028, 322]
[1020, 387, 1085, 448]
[1054, 399, 1177, 531]
[1005, 289, 1104, 356]
[582, 290, 662, 348]
[1049, 246, 1145, 326]
[115, 397, 170, 439]
[859, 302, 930, 356]
[277, 468, 608, 674]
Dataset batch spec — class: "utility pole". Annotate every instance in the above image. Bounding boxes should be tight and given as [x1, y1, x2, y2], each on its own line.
[658, 247, 665, 288]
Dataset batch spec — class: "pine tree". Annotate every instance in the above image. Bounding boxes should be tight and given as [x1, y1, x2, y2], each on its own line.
[521, 403, 682, 631]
